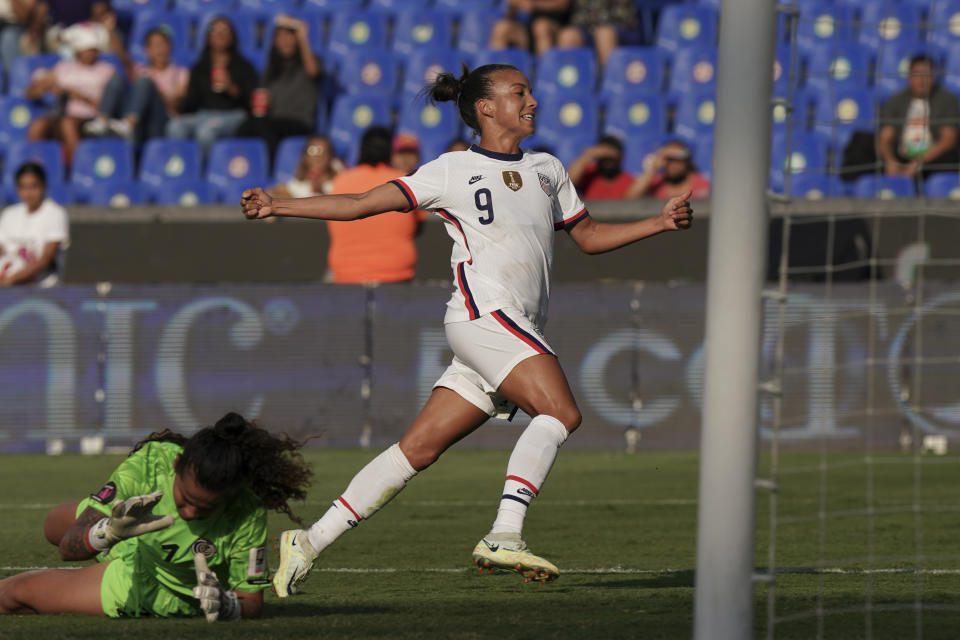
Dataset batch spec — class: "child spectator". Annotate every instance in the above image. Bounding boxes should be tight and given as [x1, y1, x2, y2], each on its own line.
[269, 135, 341, 198]
[165, 16, 256, 154]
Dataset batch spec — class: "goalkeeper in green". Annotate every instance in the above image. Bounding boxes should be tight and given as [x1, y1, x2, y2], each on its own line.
[0, 412, 312, 620]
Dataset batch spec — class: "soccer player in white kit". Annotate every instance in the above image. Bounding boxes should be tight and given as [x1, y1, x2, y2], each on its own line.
[241, 63, 693, 593]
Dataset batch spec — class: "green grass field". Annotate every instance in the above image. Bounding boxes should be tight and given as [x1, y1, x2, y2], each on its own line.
[0, 448, 957, 639]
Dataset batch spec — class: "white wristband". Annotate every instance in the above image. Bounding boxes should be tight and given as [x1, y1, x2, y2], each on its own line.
[86, 517, 113, 552]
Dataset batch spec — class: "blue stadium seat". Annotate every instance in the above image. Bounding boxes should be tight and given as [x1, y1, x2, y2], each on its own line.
[397, 100, 460, 161]
[393, 11, 454, 55]
[328, 10, 389, 60]
[930, 0, 960, 56]
[2, 141, 65, 200]
[874, 40, 933, 101]
[0, 97, 41, 147]
[814, 86, 877, 152]
[273, 136, 308, 183]
[787, 173, 837, 199]
[85, 181, 144, 207]
[772, 88, 817, 134]
[667, 46, 717, 99]
[303, 0, 361, 9]
[655, 4, 718, 53]
[434, 0, 496, 17]
[603, 91, 667, 141]
[401, 50, 472, 102]
[128, 12, 192, 63]
[174, 0, 235, 14]
[70, 139, 135, 203]
[334, 47, 401, 97]
[945, 45, 960, 96]
[796, 3, 857, 57]
[455, 7, 501, 55]
[673, 90, 716, 144]
[329, 94, 393, 163]
[851, 174, 916, 198]
[601, 47, 666, 102]
[534, 94, 599, 159]
[206, 138, 269, 202]
[923, 173, 960, 198]
[9, 53, 60, 100]
[113, 0, 170, 13]
[370, 0, 432, 11]
[152, 179, 216, 205]
[471, 48, 532, 81]
[773, 44, 800, 97]
[237, 0, 301, 15]
[139, 139, 203, 201]
[858, 2, 923, 53]
[621, 135, 669, 176]
[534, 47, 597, 96]
[769, 131, 830, 192]
[549, 136, 593, 167]
[804, 41, 874, 93]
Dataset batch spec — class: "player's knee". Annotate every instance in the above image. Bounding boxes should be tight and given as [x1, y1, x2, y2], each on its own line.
[398, 439, 441, 472]
[555, 408, 582, 433]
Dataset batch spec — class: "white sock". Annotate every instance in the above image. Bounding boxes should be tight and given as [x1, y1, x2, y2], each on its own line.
[489, 414, 569, 538]
[307, 443, 416, 553]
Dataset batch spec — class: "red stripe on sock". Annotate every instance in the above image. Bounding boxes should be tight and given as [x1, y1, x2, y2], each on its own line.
[506, 475, 539, 496]
[337, 496, 362, 521]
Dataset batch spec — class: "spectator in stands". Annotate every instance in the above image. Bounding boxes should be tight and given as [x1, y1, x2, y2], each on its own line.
[0, 162, 68, 287]
[25, 21, 116, 166]
[165, 16, 256, 154]
[556, 0, 641, 67]
[391, 133, 421, 176]
[567, 135, 633, 199]
[87, 26, 188, 143]
[324, 126, 427, 284]
[625, 140, 711, 199]
[237, 14, 320, 159]
[488, 0, 571, 56]
[269, 135, 341, 198]
[0, 0, 46, 74]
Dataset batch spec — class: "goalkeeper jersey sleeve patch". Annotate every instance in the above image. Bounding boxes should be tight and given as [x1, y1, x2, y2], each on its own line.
[247, 546, 266, 577]
[91, 481, 117, 504]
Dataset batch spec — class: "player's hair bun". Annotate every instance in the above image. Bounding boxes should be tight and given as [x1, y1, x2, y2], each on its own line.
[213, 411, 248, 439]
[429, 63, 469, 104]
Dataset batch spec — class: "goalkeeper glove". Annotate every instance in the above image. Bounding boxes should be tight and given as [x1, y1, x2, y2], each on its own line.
[86, 490, 174, 552]
[193, 552, 241, 622]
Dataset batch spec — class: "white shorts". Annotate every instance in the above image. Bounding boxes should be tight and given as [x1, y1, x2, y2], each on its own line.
[433, 308, 555, 418]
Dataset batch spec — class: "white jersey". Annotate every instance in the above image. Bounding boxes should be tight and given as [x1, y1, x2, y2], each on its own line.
[0, 198, 69, 284]
[392, 145, 588, 328]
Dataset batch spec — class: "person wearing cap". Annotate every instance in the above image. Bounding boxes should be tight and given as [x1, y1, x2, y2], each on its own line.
[625, 140, 711, 200]
[566, 135, 634, 199]
[325, 126, 427, 284]
[390, 133, 422, 176]
[24, 21, 117, 166]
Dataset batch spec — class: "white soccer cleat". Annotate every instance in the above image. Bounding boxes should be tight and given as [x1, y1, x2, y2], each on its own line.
[273, 529, 318, 597]
[471, 534, 559, 583]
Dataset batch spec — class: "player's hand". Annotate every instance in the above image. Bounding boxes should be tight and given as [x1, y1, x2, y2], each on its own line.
[193, 552, 241, 622]
[87, 491, 174, 551]
[241, 187, 274, 219]
[660, 190, 693, 231]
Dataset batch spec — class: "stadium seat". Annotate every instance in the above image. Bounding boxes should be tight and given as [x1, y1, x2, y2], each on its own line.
[851, 174, 916, 198]
[533, 94, 599, 159]
[804, 41, 874, 93]
[455, 7, 502, 55]
[85, 180, 144, 207]
[472, 48, 533, 81]
[923, 173, 960, 199]
[333, 47, 401, 97]
[396, 100, 461, 161]
[302, 0, 360, 9]
[534, 47, 597, 96]
[173, 0, 236, 14]
[70, 139, 135, 203]
[328, 94, 393, 163]
[769, 131, 830, 192]
[930, 0, 960, 56]
[600, 47, 666, 101]
[206, 138, 269, 202]
[370, 0, 432, 11]
[787, 173, 836, 199]
[434, 0, 497, 17]
[273, 136, 308, 183]
[874, 40, 935, 101]
[393, 11, 454, 55]
[0, 97, 41, 147]
[772, 88, 817, 134]
[237, 0, 302, 16]
[620, 135, 668, 176]
[401, 49, 471, 99]
[2, 141, 65, 201]
[858, 2, 923, 53]
[139, 139, 203, 202]
[328, 10, 389, 60]
[795, 3, 857, 57]
[655, 4, 718, 53]
[692, 138, 713, 180]
[128, 12, 192, 63]
[603, 91, 667, 141]
[152, 179, 216, 205]
[112, 0, 169, 14]
[9, 53, 60, 100]
[773, 44, 800, 97]
[813, 86, 877, 153]
[673, 90, 717, 144]
[667, 46, 717, 99]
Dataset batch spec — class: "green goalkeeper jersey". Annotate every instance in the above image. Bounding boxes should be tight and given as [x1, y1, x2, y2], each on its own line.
[78, 441, 270, 613]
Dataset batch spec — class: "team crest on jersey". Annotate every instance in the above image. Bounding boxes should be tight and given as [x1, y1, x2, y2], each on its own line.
[90, 481, 117, 504]
[502, 171, 523, 191]
[538, 172, 554, 196]
[192, 538, 217, 559]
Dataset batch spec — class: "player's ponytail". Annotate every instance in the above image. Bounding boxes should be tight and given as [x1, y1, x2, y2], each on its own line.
[426, 63, 520, 138]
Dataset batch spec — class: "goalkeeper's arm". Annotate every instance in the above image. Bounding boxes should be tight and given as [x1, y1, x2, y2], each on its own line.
[58, 492, 174, 561]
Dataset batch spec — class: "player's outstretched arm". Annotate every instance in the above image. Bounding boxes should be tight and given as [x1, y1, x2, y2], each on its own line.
[567, 191, 693, 255]
[59, 491, 174, 560]
[241, 182, 410, 222]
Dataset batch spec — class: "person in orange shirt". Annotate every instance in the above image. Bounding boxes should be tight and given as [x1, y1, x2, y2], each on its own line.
[325, 127, 427, 283]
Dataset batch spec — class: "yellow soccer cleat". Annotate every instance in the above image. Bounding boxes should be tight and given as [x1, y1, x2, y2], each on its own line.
[273, 529, 318, 597]
[471, 535, 559, 583]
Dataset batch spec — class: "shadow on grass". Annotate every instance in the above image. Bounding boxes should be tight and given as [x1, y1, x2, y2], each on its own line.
[578, 570, 695, 590]
[267, 602, 393, 617]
